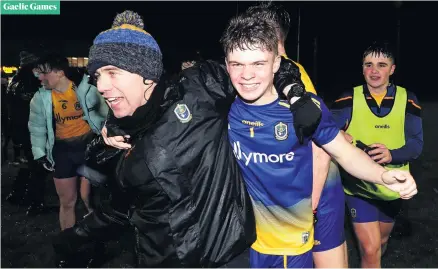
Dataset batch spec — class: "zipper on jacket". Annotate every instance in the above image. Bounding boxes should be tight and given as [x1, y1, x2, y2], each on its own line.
[134, 226, 141, 266]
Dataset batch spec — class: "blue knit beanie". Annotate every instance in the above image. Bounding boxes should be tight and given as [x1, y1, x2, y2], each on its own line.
[88, 10, 163, 82]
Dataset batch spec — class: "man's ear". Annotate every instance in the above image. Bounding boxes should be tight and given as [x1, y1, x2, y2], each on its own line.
[273, 55, 281, 73]
[224, 57, 231, 72]
[144, 79, 154, 86]
[56, 69, 65, 78]
[390, 64, 396, 76]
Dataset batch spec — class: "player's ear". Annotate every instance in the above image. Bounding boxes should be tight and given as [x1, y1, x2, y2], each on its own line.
[225, 57, 232, 73]
[273, 55, 281, 73]
[390, 64, 396, 76]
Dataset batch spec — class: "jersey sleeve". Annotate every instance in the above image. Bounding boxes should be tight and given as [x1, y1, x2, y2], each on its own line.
[330, 90, 353, 130]
[389, 91, 424, 164]
[310, 94, 340, 146]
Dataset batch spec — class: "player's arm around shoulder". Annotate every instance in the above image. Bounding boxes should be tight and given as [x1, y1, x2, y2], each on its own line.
[180, 59, 236, 110]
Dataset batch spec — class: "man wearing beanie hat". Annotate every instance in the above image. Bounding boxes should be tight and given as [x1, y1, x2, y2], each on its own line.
[52, 10, 309, 268]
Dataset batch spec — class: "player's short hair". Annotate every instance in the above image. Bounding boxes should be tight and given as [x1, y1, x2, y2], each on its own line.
[363, 41, 395, 64]
[244, 2, 290, 43]
[34, 52, 69, 74]
[220, 12, 279, 56]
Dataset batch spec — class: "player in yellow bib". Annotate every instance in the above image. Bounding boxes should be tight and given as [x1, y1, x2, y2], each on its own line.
[331, 42, 423, 267]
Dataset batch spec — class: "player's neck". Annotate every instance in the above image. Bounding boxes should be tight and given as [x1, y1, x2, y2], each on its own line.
[53, 78, 71, 93]
[368, 83, 388, 96]
[244, 86, 278, 106]
[278, 44, 286, 57]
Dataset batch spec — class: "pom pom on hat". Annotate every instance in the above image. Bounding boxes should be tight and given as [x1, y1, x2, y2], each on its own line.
[88, 10, 163, 82]
[112, 10, 144, 29]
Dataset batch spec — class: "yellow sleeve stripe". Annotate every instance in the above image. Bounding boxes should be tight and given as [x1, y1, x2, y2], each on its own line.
[278, 102, 290, 109]
[311, 97, 320, 106]
[335, 96, 352, 103]
[311, 98, 321, 110]
[283, 255, 287, 269]
[408, 99, 422, 109]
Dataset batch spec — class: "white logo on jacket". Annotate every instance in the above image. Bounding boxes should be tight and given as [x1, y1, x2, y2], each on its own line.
[174, 104, 192, 123]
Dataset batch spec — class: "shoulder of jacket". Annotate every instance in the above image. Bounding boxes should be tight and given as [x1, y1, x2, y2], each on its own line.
[76, 75, 93, 91]
[181, 60, 227, 84]
[404, 90, 422, 114]
[331, 90, 353, 109]
[289, 59, 303, 69]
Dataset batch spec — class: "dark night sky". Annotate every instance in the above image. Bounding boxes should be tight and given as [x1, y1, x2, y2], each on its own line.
[2, 1, 438, 100]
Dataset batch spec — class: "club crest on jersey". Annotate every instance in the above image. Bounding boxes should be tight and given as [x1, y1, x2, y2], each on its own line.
[351, 208, 357, 218]
[174, 104, 192, 123]
[274, 122, 288, 141]
[302, 231, 310, 244]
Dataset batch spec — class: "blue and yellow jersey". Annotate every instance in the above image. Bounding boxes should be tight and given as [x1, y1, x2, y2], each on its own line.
[228, 93, 339, 255]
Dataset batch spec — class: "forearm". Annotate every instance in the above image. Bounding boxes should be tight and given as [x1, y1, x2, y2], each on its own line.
[325, 133, 387, 185]
[312, 143, 331, 210]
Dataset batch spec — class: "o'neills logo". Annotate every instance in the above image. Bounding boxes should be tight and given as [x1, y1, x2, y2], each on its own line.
[241, 120, 264, 127]
[55, 112, 84, 124]
[375, 124, 390, 129]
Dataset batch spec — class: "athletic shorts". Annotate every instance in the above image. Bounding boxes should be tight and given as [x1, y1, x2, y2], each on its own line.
[249, 248, 313, 268]
[345, 194, 402, 223]
[313, 201, 346, 252]
[52, 132, 94, 179]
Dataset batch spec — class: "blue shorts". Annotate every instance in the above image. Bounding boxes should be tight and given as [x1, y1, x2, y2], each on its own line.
[53, 133, 94, 179]
[345, 194, 401, 223]
[314, 164, 346, 252]
[249, 248, 313, 268]
[313, 204, 346, 252]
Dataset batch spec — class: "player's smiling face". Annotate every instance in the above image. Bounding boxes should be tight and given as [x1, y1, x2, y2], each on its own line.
[363, 52, 395, 92]
[226, 46, 281, 105]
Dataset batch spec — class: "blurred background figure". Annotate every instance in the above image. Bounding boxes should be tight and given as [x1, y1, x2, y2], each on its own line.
[4, 51, 40, 165]
[5, 51, 50, 216]
[180, 49, 203, 70]
[1, 69, 10, 165]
